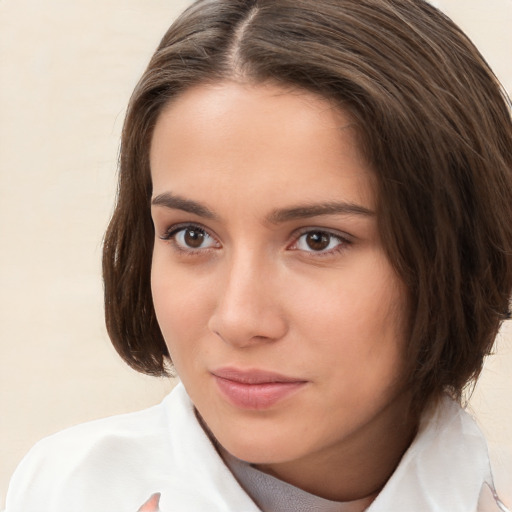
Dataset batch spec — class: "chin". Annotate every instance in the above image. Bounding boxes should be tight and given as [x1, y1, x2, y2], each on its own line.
[213, 424, 307, 465]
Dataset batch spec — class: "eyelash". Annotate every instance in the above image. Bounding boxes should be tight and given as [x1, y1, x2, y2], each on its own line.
[289, 228, 352, 257]
[159, 223, 352, 257]
[159, 223, 219, 255]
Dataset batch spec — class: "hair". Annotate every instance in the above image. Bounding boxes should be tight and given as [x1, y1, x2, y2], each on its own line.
[103, 0, 512, 413]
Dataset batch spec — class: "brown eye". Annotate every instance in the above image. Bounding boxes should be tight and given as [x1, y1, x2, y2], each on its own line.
[184, 228, 205, 248]
[292, 230, 347, 254]
[305, 231, 331, 251]
[165, 225, 219, 251]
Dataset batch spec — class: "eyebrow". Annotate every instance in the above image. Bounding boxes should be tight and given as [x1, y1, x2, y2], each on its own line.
[151, 192, 374, 223]
[267, 202, 375, 224]
[151, 192, 217, 219]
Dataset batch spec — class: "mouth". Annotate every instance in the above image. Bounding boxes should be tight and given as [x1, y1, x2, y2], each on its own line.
[211, 367, 308, 410]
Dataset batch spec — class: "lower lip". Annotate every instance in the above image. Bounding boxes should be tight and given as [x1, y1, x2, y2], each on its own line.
[213, 376, 306, 410]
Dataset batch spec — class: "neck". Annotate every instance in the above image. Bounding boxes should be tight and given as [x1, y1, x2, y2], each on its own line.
[255, 390, 418, 502]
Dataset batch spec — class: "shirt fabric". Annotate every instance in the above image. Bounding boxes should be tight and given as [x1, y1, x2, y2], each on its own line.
[5, 382, 510, 512]
[218, 446, 376, 511]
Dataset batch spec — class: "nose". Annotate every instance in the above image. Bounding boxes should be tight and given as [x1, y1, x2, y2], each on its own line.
[208, 251, 288, 348]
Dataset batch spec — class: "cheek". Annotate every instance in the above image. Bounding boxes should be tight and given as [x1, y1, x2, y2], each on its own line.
[295, 266, 404, 340]
[293, 262, 407, 383]
[150, 255, 213, 356]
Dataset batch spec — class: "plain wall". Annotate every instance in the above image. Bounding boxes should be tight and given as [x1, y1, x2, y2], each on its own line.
[1, 0, 511, 507]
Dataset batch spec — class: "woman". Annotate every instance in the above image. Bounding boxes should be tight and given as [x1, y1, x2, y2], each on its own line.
[6, 0, 512, 510]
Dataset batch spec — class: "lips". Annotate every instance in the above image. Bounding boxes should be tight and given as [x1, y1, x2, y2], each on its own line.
[211, 367, 307, 409]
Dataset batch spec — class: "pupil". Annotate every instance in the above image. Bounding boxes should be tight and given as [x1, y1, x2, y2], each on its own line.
[306, 232, 330, 251]
[184, 228, 204, 248]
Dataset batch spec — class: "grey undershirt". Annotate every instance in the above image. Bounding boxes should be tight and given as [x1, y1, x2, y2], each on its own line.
[219, 447, 375, 512]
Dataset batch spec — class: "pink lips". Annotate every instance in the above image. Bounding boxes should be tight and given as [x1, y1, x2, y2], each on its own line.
[212, 368, 307, 410]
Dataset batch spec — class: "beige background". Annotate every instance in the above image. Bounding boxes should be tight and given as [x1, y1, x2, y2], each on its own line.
[0, 0, 511, 507]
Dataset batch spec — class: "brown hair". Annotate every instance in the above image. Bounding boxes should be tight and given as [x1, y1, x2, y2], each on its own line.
[103, 0, 512, 411]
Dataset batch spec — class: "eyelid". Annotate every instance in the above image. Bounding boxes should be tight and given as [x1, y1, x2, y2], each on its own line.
[160, 221, 209, 238]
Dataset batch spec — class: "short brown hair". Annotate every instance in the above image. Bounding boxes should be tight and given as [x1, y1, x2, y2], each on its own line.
[103, 0, 512, 411]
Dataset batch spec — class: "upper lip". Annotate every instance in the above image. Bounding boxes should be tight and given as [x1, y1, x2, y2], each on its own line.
[211, 367, 306, 384]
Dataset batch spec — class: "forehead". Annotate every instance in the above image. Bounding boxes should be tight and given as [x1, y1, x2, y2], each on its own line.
[149, 81, 375, 213]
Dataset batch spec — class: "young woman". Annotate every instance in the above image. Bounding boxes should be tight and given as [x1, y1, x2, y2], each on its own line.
[6, 0, 512, 510]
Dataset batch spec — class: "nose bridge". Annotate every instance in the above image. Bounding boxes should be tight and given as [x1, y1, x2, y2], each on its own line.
[224, 245, 262, 303]
[209, 244, 287, 345]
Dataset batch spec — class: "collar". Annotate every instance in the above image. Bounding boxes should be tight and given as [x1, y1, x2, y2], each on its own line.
[368, 395, 504, 511]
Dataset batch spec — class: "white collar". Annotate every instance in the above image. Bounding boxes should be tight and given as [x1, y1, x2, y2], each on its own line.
[367, 395, 506, 511]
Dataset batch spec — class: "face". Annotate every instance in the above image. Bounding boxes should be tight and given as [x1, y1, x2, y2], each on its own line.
[150, 81, 410, 486]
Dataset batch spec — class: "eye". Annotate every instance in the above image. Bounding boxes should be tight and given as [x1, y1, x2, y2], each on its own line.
[161, 224, 220, 252]
[291, 229, 349, 254]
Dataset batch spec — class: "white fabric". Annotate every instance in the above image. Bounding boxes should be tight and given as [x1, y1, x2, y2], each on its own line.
[5, 382, 510, 512]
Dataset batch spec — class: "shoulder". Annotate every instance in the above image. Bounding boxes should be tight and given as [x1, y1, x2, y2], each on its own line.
[5, 384, 183, 511]
[14, 384, 179, 468]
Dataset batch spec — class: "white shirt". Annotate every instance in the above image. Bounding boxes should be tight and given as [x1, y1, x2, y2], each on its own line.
[5, 383, 510, 512]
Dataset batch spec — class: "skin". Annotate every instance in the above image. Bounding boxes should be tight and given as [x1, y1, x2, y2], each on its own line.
[137, 493, 160, 512]
[150, 81, 416, 503]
